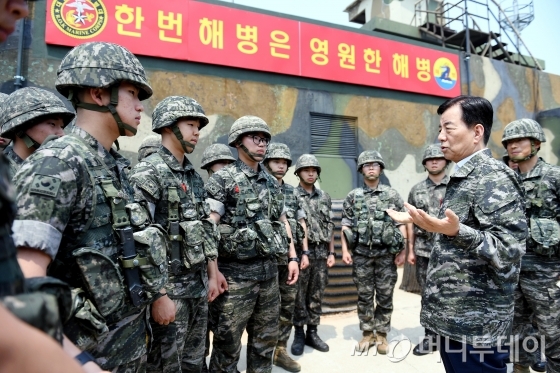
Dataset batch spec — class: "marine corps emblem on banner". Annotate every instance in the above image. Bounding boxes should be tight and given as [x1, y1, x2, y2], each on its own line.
[51, 0, 107, 39]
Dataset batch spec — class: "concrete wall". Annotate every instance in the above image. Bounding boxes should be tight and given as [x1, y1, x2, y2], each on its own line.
[1, 1, 559, 202]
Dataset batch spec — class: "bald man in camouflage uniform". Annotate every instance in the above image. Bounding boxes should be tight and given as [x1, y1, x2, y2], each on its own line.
[341, 151, 406, 354]
[0, 87, 74, 179]
[129, 96, 220, 373]
[263, 143, 309, 372]
[13, 42, 163, 372]
[502, 119, 560, 373]
[205, 116, 299, 373]
[291, 154, 335, 356]
[137, 134, 161, 162]
[406, 145, 449, 356]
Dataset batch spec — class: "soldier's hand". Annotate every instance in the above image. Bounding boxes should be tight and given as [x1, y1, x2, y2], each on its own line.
[386, 208, 413, 224]
[151, 295, 176, 325]
[405, 203, 460, 236]
[286, 261, 299, 285]
[207, 277, 219, 303]
[217, 270, 228, 293]
[327, 255, 335, 268]
[407, 250, 416, 265]
[342, 251, 352, 265]
[394, 250, 406, 266]
[300, 254, 309, 270]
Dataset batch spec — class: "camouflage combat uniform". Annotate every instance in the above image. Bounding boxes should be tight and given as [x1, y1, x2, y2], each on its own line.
[12, 42, 157, 372]
[342, 182, 404, 333]
[502, 119, 560, 372]
[0, 87, 74, 180]
[407, 145, 449, 291]
[205, 116, 286, 373]
[129, 96, 217, 373]
[420, 149, 527, 347]
[293, 182, 333, 327]
[137, 134, 161, 162]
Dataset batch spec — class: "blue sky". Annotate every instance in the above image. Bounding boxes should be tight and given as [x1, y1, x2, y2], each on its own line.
[218, 0, 560, 76]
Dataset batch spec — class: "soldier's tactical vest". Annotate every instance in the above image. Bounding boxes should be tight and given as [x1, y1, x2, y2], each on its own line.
[299, 188, 332, 244]
[410, 187, 435, 242]
[142, 153, 218, 274]
[526, 164, 560, 257]
[219, 166, 288, 260]
[282, 183, 305, 249]
[47, 135, 167, 348]
[352, 188, 403, 253]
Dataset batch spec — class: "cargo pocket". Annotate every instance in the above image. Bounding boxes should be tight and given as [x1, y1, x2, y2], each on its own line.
[254, 219, 275, 257]
[245, 198, 261, 219]
[179, 220, 207, 267]
[133, 225, 168, 298]
[73, 248, 125, 317]
[530, 217, 560, 257]
[218, 224, 236, 257]
[232, 227, 257, 260]
[369, 220, 384, 246]
[357, 220, 370, 245]
[381, 222, 395, 246]
[271, 220, 289, 257]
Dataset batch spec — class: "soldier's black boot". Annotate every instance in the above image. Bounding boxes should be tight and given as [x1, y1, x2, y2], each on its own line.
[305, 325, 329, 352]
[413, 329, 438, 356]
[291, 326, 305, 356]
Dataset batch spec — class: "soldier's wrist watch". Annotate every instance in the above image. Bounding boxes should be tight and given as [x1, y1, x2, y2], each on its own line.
[301, 250, 310, 256]
[75, 351, 95, 366]
[328, 252, 336, 258]
[288, 257, 300, 263]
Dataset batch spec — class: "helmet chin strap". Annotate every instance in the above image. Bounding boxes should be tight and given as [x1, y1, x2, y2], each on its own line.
[68, 86, 138, 150]
[511, 140, 538, 163]
[264, 162, 285, 177]
[171, 124, 195, 154]
[239, 143, 264, 162]
[16, 131, 41, 149]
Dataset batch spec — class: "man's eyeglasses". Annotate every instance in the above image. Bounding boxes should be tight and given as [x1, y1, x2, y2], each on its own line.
[362, 162, 381, 170]
[247, 134, 270, 146]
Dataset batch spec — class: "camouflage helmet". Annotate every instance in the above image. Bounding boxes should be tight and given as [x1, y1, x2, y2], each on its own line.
[357, 150, 385, 171]
[294, 154, 321, 175]
[200, 143, 235, 170]
[0, 87, 75, 139]
[228, 115, 271, 146]
[501, 118, 546, 147]
[0, 92, 7, 103]
[137, 134, 161, 162]
[152, 96, 209, 133]
[55, 42, 152, 100]
[422, 144, 445, 165]
[263, 143, 292, 168]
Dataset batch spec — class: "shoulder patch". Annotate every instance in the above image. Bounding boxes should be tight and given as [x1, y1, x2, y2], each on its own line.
[140, 178, 159, 197]
[30, 174, 62, 198]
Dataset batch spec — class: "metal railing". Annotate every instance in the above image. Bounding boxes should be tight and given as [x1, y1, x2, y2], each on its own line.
[411, 0, 541, 70]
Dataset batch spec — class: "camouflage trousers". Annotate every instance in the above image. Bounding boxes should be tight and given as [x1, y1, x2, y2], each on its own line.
[293, 258, 328, 326]
[415, 255, 430, 291]
[147, 296, 208, 373]
[352, 253, 397, 333]
[277, 264, 298, 343]
[209, 275, 279, 373]
[112, 354, 148, 373]
[414, 255, 435, 337]
[513, 268, 560, 373]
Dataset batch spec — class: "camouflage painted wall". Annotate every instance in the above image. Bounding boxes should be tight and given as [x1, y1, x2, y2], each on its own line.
[1, 2, 559, 201]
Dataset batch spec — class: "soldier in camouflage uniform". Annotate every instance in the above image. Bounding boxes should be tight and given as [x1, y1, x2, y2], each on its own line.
[388, 96, 527, 373]
[129, 96, 220, 373]
[137, 134, 161, 162]
[340, 150, 406, 354]
[0, 87, 74, 179]
[406, 144, 449, 356]
[201, 143, 235, 177]
[200, 143, 235, 373]
[13, 42, 162, 372]
[502, 118, 560, 373]
[263, 143, 309, 372]
[205, 116, 300, 373]
[291, 154, 335, 356]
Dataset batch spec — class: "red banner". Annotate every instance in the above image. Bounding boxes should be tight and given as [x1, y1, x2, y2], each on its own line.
[45, 0, 461, 97]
